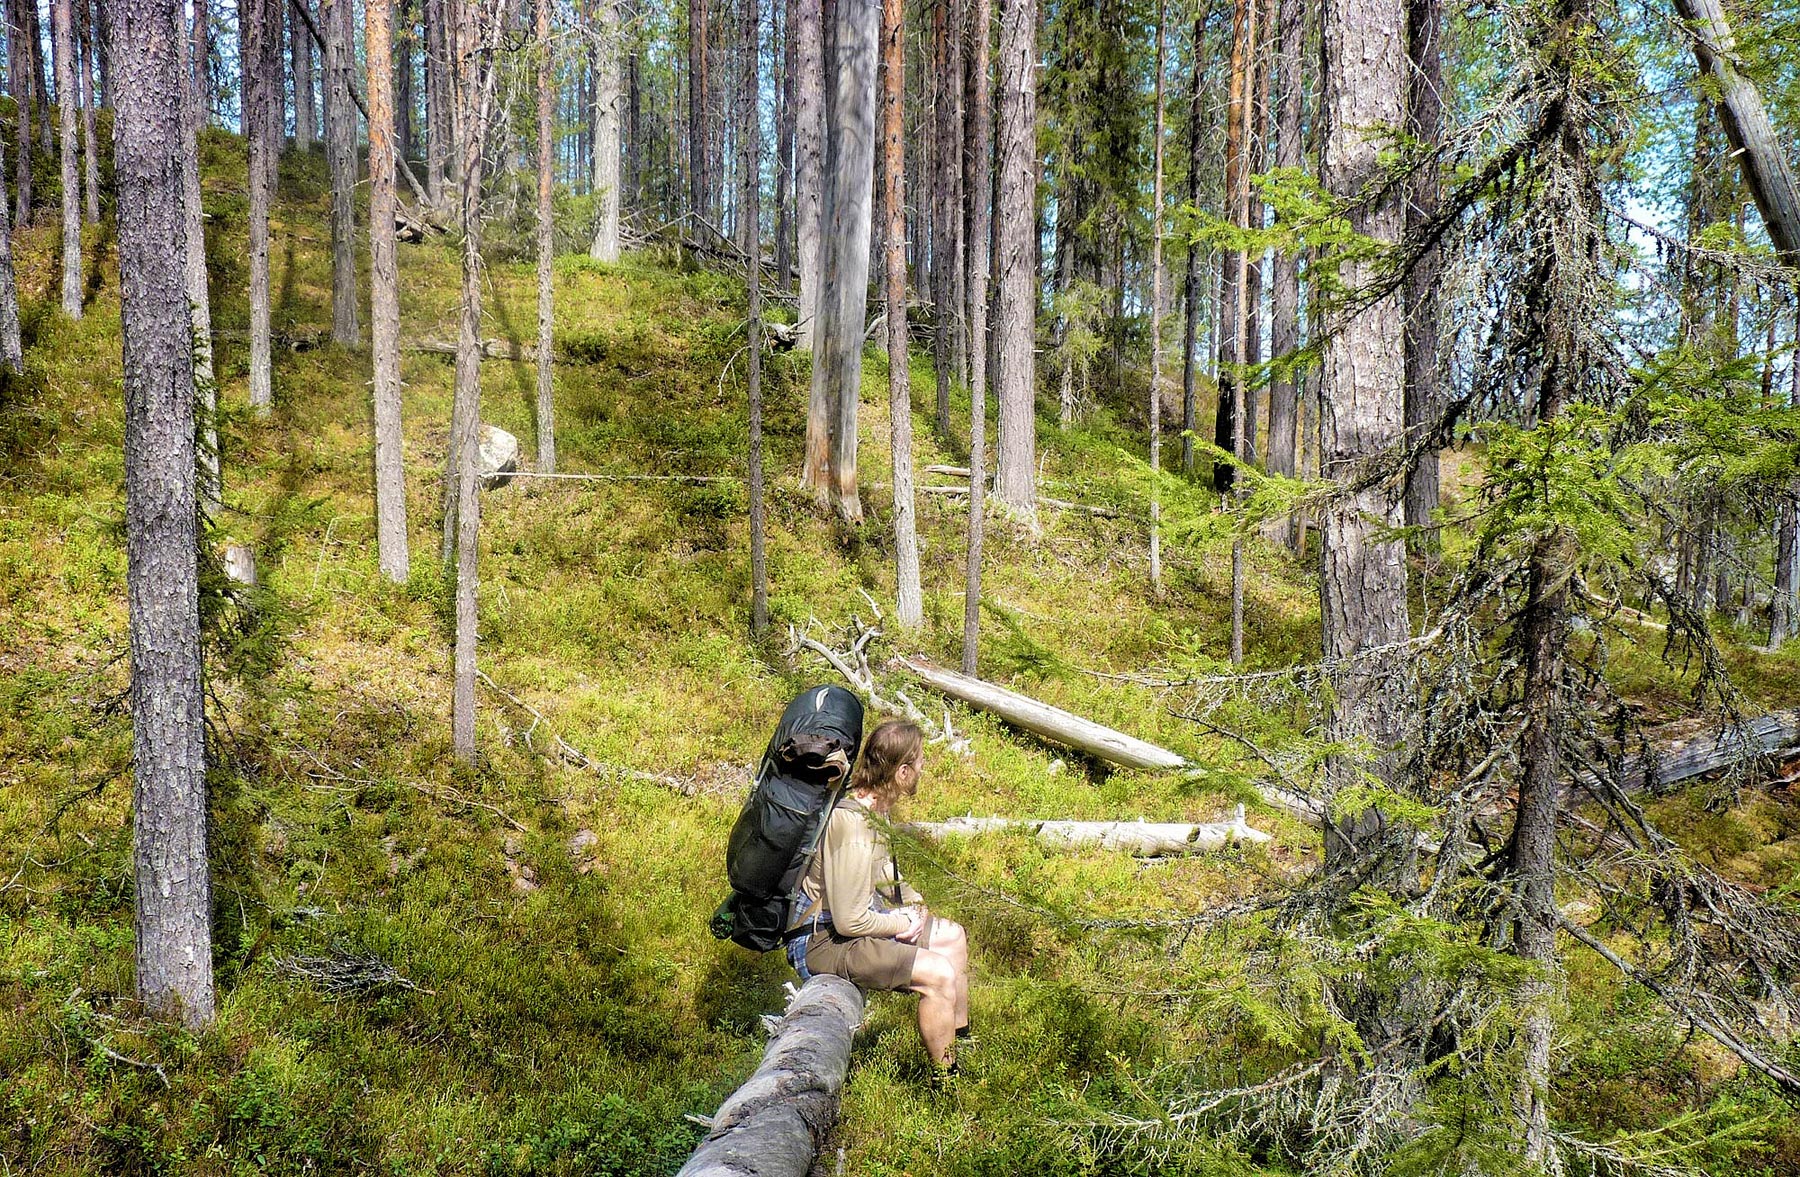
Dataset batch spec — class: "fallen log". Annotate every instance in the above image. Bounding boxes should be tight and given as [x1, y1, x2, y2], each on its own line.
[677, 975, 863, 1177]
[1615, 710, 1800, 795]
[405, 337, 528, 360]
[906, 804, 1272, 855]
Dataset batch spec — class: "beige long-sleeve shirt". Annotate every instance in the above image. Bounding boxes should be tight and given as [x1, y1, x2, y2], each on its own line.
[794, 796, 923, 939]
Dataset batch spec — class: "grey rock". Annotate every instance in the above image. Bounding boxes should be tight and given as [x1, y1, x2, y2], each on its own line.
[479, 424, 519, 489]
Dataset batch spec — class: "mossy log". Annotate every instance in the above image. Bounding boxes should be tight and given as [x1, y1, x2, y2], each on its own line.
[906, 805, 1273, 855]
[677, 975, 863, 1177]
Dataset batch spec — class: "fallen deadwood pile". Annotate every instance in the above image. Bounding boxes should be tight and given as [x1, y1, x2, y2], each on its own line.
[905, 804, 1272, 856]
[677, 975, 863, 1177]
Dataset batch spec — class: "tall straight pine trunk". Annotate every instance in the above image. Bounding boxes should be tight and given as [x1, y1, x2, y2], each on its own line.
[179, 0, 219, 507]
[1147, 0, 1165, 597]
[1267, 0, 1301, 485]
[325, 0, 361, 346]
[0, 122, 22, 371]
[54, 0, 82, 319]
[113, 0, 215, 1031]
[961, 0, 991, 673]
[368, 0, 411, 582]
[244, 0, 274, 412]
[794, 0, 824, 349]
[77, 0, 99, 222]
[743, 0, 768, 635]
[1401, 0, 1442, 542]
[537, 0, 559, 472]
[991, 0, 1036, 526]
[590, 0, 622, 262]
[293, 0, 315, 151]
[882, 0, 920, 628]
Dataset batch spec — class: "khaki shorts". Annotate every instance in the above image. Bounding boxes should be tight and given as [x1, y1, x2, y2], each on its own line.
[803, 914, 933, 992]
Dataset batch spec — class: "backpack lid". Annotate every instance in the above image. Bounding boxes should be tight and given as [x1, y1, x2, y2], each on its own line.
[762, 685, 865, 784]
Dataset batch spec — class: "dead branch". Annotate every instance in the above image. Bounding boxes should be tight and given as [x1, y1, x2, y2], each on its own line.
[905, 805, 1273, 855]
[786, 619, 972, 755]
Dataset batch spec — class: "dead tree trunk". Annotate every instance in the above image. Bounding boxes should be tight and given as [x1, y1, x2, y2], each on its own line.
[1179, 11, 1205, 479]
[882, 0, 921, 628]
[426, 0, 448, 206]
[9, 0, 32, 227]
[907, 810, 1273, 855]
[590, 0, 622, 262]
[676, 976, 864, 1177]
[991, 0, 1037, 526]
[243, 0, 275, 412]
[77, 0, 99, 222]
[293, 0, 315, 150]
[54, 0, 83, 318]
[688, 0, 710, 219]
[0, 126, 23, 371]
[961, 0, 992, 675]
[776, 0, 797, 286]
[807, 0, 878, 523]
[1318, 0, 1413, 844]
[1774, 296, 1799, 648]
[450, 0, 506, 763]
[325, 0, 361, 346]
[368, 0, 411, 583]
[794, 0, 824, 351]
[536, 0, 559, 475]
[113, 0, 215, 1031]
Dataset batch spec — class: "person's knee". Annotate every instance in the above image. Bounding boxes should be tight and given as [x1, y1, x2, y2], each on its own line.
[912, 951, 956, 1000]
[936, 920, 968, 964]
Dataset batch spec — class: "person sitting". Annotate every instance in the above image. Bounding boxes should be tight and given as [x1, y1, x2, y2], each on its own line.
[787, 719, 971, 1076]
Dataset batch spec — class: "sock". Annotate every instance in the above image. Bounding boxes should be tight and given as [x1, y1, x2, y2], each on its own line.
[956, 1023, 972, 1039]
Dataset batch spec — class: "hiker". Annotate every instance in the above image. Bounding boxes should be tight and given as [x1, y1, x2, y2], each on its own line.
[788, 718, 972, 1074]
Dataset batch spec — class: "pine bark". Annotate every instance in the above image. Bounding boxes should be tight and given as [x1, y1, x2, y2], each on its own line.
[1401, 0, 1441, 540]
[179, 0, 219, 508]
[396, 0, 414, 161]
[744, 0, 768, 635]
[776, 0, 796, 286]
[54, 0, 82, 318]
[244, 0, 274, 412]
[0, 128, 22, 372]
[1775, 296, 1800, 648]
[794, 0, 824, 349]
[11, 0, 34, 225]
[1212, 0, 1250, 494]
[807, 0, 878, 522]
[991, 0, 1036, 525]
[590, 0, 622, 261]
[688, 0, 710, 219]
[1148, 1, 1166, 597]
[113, 0, 215, 1031]
[425, 0, 449, 207]
[1267, 0, 1301, 483]
[961, 0, 991, 674]
[27, 0, 49, 150]
[882, 0, 921, 628]
[536, 0, 559, 474]
[368, 0, 411, 583]
[1179, 12, 1204, 478]
[931, 0, 953, 438]
[1318, 0, 1412, 826]
[192, 0, 210, 119]
[325, 0, 361, 346]
[293, 0, 316, 151]
[77, 0, 99, 221]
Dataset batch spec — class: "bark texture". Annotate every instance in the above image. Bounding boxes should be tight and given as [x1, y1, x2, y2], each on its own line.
[537, 0, 558, 474]
[675, 976, 864, 1177]
[426, 0, 448, 206]
[991, 0, 1037, 525]
[1318, 0, 1412, 829]
[961, 0, 992, 674]
[794, 0, 824, 349]
[325, 0, 361, 346]
[589, 0, 622, 262]
[114, 0, 215, 1031]
[179, 0, 219, 507]
[368, 0, 411, 583]
[1775, 298, 1799, 647]
[1401, 0, 1441, 538]
[55, 0, 83, 318]
[1147, 1, 1166, 597]
[293, 0, 315, 150]
[688, 0, 710, 219]
[744, 0, 768, 636]
[78, 0, 99, 221]
[907, 811, 1273, 855]
[806, 0, 878, 522]
[11, 0, 35, 225]
[0, 120, 23, 371]
[244, 0, 274, 411]
[1267, 0, 1301, 482]
[882, 0, 921, 628]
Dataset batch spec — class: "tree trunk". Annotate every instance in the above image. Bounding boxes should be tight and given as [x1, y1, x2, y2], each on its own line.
[292, 0, 315, 150]
[907, 812, 1272, 855]
[776, 0, 796, 286]
[1148, 0, 1166, 597]
[807, 0, 877, 523]
[961, 0, 991, 674]
[77, 0, 99, 222]
[882, 0, 921, 628]
[1318, 0, 1412, 835]
[1179, 12, 1204, 478]
[536, 0, 559, 475]
[191, 0, 209, 118]
[991, 0, 1036, 525]
[743, 0, 768, 636]
[0, 125, 23, 371]
[28, 0, 49, 152]
[1673, 0, 1800, 262]
[325, 0, 361, 346]
[1401, 0, 1441, 543]
[1212, 0, 1249, 494]
[179, 0, 219, 508]
[1267, 0, 1301, 485]
[54, 0, 82, 319]
[396, 0, 414, 161]
[931, 0, 954, 439]
[425, 0, 448, 207]
[11, 0, 34, 226]
[450, 0, 504, 763]
[794, 0, 824, 349]
[244, 0, 274, 412]
[590, 0, 622, 261]
[1774, 295, 1799, 648]
[688, 0, 710, 219]
[113, 0, 215, 1032]
[368, 0, 411, 584]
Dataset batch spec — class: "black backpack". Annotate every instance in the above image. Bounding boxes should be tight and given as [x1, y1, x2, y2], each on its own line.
[709, 685, 866, 952]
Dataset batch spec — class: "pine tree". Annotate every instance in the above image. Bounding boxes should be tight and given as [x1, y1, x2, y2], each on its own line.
[991, 0, 1036, 526]
[244, 0, 275, 412]
[368, 0, 411, 583]
[54, 0, 83, 319]
[882, 0, 920, 629]
[537, 0, 559, 473]
[591, 0, 623, 262]
[961, 0, 991, 674]
[325, 0, 361, 346]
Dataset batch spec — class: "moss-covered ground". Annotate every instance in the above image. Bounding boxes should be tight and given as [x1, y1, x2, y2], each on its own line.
[3, 135, 1798, 1175]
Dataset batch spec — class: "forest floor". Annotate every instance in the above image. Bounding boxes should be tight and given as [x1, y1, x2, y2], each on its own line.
[3, 137, 1799, 1175]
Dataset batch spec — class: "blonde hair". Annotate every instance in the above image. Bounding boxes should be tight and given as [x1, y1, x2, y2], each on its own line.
[856, 720, 924, 808]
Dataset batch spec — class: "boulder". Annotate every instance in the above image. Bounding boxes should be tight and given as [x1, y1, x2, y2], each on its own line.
[478, 424, 519, 489]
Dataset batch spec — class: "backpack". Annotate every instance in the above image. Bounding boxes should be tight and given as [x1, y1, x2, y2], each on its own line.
[709, 685, 866, 952]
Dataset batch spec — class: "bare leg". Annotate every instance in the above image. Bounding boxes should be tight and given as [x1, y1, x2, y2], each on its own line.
[932, 919, 971, 1028]
[908, 949, 958, 1067]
